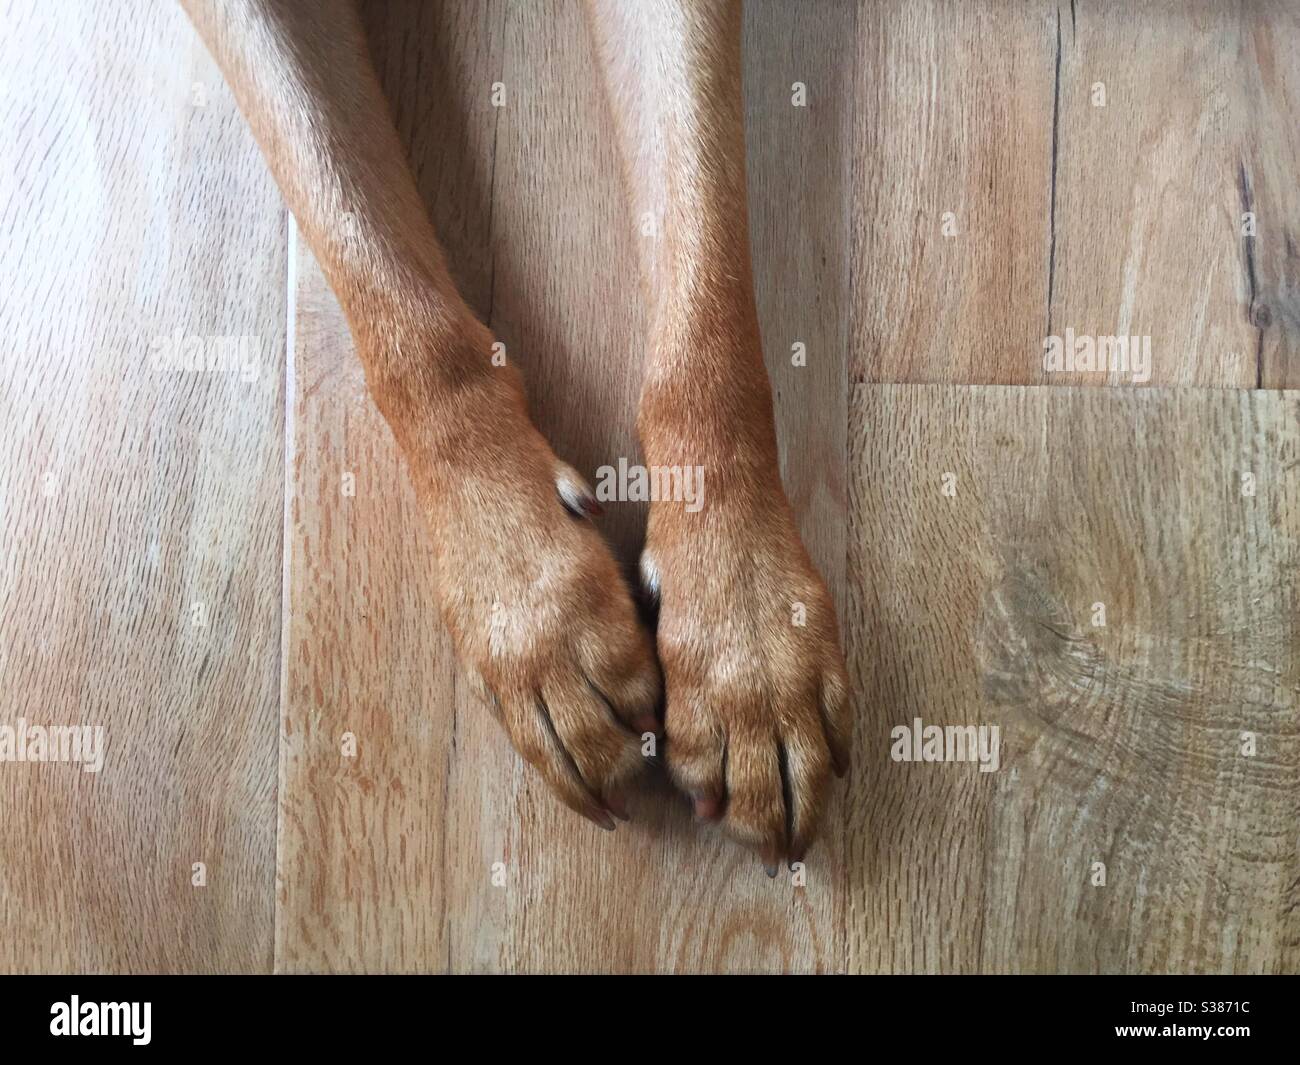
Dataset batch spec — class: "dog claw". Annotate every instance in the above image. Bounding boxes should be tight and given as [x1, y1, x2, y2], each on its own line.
[691, 791, 723, 821]
[604, 791, 630, 821]
[554, 461, 601, 518]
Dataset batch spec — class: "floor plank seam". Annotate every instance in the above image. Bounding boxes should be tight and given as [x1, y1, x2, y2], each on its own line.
[273, 213, 299, 975]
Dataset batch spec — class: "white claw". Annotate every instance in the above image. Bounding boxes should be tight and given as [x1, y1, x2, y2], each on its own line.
[554, 461, 600, 518]
[639, 551, 661, 600]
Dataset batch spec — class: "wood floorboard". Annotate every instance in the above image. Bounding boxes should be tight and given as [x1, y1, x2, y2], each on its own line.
[846, 385, 1299, 973]
[4, 0, 1298, 975]
[0, 0, 285, 973]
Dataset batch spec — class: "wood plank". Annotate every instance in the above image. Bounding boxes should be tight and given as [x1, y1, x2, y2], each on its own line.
[1049, 0, 1300, 387]
[846, 384, 1300, 972]
[745, 0, 854, 611]
[852, 0, 1300, 388]
[0, 0, 285, 972]
[1242, 1, 1300, 387]
[438, 0, 654, 971]
[278, 0, 854, 973]
[474, 0, 851, 972]
[742, 0, 857, 966]
[851, 0, 1057, 384]
[359, 0, 503, 322]
[275, 0, 503, 973]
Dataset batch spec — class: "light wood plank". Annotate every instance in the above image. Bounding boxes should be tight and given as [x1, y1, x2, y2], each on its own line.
[742, 0, 858, 965]
[275, 0, 503, 972]
[278, 0, 852, 973]
[745, 0, 854, 609]
[852, 0, 1300, 388]
[1049, 0, 1300, 387]
[0, 0, 285, 973]
[846, 384, 1300, 972]
[851, 0, 1057, 384]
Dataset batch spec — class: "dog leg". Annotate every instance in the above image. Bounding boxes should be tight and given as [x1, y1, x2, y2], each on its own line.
[183, 0, 659, 828]
[585, 0, 851, 871]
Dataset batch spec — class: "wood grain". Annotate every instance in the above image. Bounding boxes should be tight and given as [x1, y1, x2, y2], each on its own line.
[274, 0, 499, 975]
[742, 0, 858, 966]
[278, 0, 1300, 975]
[851, 0, 1057, 385]
[1049, 0, 1300, 388]
[1240, 0, 1300, 388]
[852, 0, 1300, 387]
[847, 385, 1300, 972]
[0, 0, 284, 972]
[7, 0, 1299, 976]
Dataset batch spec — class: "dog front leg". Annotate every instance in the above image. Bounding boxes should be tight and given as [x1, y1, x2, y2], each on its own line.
[184, 0, 660, 827]
[586, 0, 851, 871]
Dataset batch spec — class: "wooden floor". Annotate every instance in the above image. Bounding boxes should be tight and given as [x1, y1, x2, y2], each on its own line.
[2, 0, 1297, 973]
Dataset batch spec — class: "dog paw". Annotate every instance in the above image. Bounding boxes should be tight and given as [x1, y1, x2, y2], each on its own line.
[396, 342, 660, 830]
[643, 488, 850, 872]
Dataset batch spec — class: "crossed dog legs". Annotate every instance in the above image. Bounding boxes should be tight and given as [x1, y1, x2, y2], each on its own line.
[183, 0, 849, 872]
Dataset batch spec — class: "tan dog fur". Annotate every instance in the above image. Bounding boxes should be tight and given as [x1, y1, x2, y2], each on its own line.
[182, 0, 849, 872]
